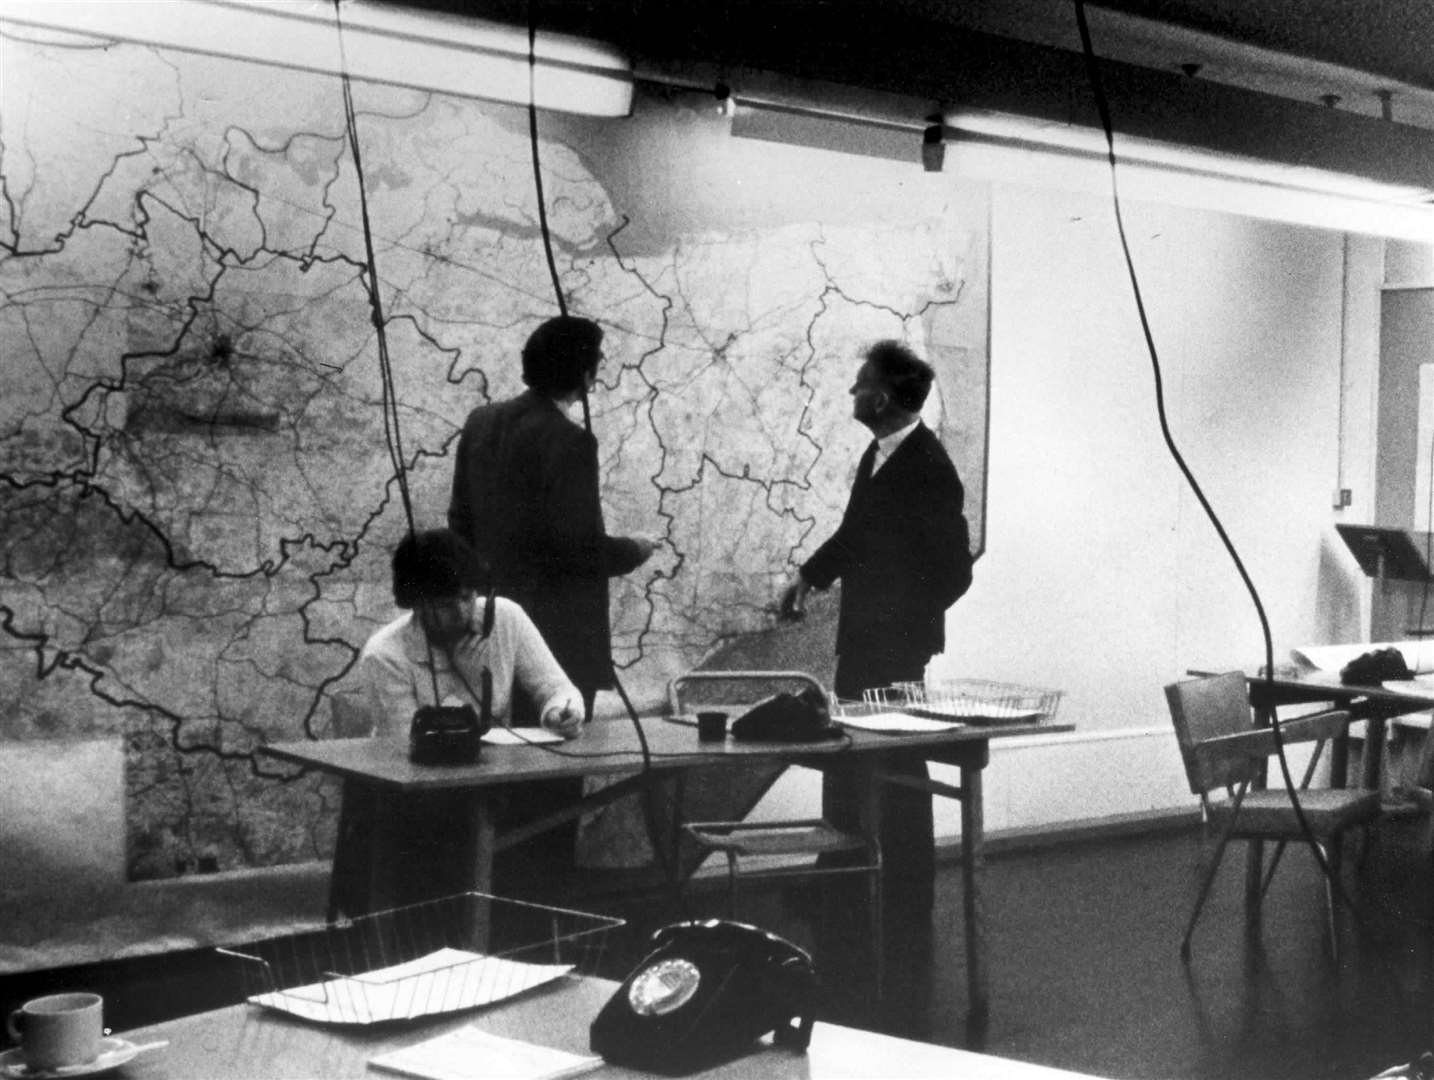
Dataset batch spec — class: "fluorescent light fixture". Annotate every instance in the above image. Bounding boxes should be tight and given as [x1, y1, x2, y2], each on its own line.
[942, 108, 1434, 242]
[0, 0, 634, 117]
[945, 109, 1434, 205]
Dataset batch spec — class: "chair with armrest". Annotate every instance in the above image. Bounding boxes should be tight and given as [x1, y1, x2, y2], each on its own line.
[669, 671, 882, 950]
[1166, 670, 1381, 960]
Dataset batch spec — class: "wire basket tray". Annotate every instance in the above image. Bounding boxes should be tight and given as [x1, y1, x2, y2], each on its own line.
[216, 892, 623, 1026]
[864, 678, 1063, 726]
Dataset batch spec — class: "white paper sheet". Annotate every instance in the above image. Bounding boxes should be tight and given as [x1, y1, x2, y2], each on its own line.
[250, 948, 573, 1025]
[1375, 676, 1434, 694]
[370, 1024, 601, 1080]
[837, 712, 965, 733]
[1291, 640, 1434, 675]
[482, 727, 564, 746]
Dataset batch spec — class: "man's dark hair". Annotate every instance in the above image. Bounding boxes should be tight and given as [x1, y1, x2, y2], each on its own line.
[521, 316, 603, 397]
[865, 339, 934, 413]
[391, 528, 487, 609]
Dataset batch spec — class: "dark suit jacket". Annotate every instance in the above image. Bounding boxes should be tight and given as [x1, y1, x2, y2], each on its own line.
[448, 391, 646, 694]
[801, 423, 972, 666]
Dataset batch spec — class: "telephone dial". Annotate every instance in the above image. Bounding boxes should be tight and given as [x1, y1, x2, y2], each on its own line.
[590, 919, 817, 1075]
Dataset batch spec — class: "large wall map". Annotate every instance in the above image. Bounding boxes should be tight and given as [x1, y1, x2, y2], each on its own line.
[0, 34, 989, 880]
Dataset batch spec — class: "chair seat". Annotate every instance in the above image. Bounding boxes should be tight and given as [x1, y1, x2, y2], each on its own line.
[683, 819, 870, 858]
[1207, 787, 1381, 838]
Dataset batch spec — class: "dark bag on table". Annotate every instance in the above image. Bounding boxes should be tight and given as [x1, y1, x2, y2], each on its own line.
[1340, 647, 1414, 685]
[730, 688, 841, 743]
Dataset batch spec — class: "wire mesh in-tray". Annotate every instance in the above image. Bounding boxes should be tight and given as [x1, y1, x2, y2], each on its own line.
[216, 892, 623, 1026]
[864, 679, 1063, 726]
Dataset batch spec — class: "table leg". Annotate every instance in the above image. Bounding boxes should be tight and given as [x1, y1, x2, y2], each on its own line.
[458, 793, 495, 947]
[855, 757, 885, 991]
[328, 780, 401, 922]
[1363, 714, 1389, 793]
[1244, 698, 1277, 930]
[1243, 837, 1264, 929]
[960, 753, 988, 1047]
[462, 793, 495, 896]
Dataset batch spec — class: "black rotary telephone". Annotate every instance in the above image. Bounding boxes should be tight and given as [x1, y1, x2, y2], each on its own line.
[408, 586, 496, 765]
[409, 700, 488, 765]
[590, 919, 817, 1075]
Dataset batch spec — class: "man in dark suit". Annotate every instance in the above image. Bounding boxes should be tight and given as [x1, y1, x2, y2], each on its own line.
[782, 339, 973, 918]
[448, 316, 656, 720]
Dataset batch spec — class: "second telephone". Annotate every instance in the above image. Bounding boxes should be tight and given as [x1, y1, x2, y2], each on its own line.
[590, 919, 817, 1075]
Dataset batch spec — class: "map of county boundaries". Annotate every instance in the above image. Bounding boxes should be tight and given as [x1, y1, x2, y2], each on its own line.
[0, 36, 989, 879]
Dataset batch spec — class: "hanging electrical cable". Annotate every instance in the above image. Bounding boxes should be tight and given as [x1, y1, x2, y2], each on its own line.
[526, 13, 592, 434]
[521, 0, 691, 894]
[331, 0, 454, 710]
[1070, 0, 1408, 974]
[1075, 0, 1332, 883]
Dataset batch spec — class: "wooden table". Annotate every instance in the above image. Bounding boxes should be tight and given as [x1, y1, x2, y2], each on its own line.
[1225, 667, 1434, 787]
[1192, 666, 1434, 919]
[262, 715, 1071, 1041]
[114, 974, 1109, 1079]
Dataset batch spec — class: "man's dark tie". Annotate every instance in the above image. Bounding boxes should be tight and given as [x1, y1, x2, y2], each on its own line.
[855, 440, 878, 486]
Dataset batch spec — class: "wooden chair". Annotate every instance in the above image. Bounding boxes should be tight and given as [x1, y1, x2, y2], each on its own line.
[1166, 671, 1380, 960]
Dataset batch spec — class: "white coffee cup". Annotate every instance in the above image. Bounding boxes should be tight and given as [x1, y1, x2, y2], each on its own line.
[6, 992, 104, 1071]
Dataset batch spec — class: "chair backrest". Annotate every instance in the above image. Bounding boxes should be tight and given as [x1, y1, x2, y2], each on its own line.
[667, 671, 827, 714]
[1165, 671, 1262, 796]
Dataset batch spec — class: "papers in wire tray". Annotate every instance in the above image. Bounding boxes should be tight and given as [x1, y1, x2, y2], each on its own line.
[249, 948, 573, 1025]
[905, 702, 1047, 726]
[837, 711, 965, 734]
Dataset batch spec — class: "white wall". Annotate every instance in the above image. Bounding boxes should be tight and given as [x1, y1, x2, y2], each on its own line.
[755, 180, 1385, 839]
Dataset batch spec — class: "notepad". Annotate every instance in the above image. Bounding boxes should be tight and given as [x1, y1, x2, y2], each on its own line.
[837, 712, 964, 733]
[370, 1024, 601, 1080]
[482, 727, 564, 746]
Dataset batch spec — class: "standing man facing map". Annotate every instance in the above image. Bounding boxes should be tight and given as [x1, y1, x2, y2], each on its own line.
[780, 339, 973, 919]
[449, 316, 657, 722]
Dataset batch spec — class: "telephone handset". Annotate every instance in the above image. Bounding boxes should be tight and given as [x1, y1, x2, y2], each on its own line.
[590, 919, 816, 1076]
[408, 585, 496, 765]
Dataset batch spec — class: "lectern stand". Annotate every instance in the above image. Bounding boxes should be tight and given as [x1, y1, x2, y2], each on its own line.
[1332, 525, 1434, 803]
[1335, 524, 1434, 642]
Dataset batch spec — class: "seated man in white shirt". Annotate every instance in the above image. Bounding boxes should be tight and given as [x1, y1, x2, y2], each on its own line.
[359, 527, 583, 738]
[354, 527, 585, 906]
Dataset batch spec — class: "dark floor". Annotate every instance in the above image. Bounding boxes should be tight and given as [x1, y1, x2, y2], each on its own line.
[6, 819, 1434, 1079]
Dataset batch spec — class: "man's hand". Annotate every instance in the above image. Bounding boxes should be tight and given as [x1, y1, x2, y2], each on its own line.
[632, 535, 660, 564]
[542, 699, 584, 739]
[779, 576, 811, 621]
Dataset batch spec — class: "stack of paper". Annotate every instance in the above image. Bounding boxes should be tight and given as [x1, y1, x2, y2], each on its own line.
[371, 1024, 601, 1080]
[836, 712, 964, 734]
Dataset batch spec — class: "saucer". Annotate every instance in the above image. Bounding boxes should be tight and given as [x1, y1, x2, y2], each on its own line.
[0, 1038, 139, 1078]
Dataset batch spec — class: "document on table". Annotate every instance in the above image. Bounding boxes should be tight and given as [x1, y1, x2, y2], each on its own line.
[1376, 676, 1434, 694]
[837, 712, 964, 733]
[370, 1024, 601, 1080]
[249, 948, 573, 1025]
[1292, 640, 1434, 674]
[483, 727, 564, 746]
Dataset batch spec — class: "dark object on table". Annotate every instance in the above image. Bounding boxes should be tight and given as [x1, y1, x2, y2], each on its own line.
[730, 688, 839, 743]
[409, 704, 488, 765]
[1340, 647, 1415, 685]
[591, 919, 815, 1075]
[696, 711, 728, 742]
